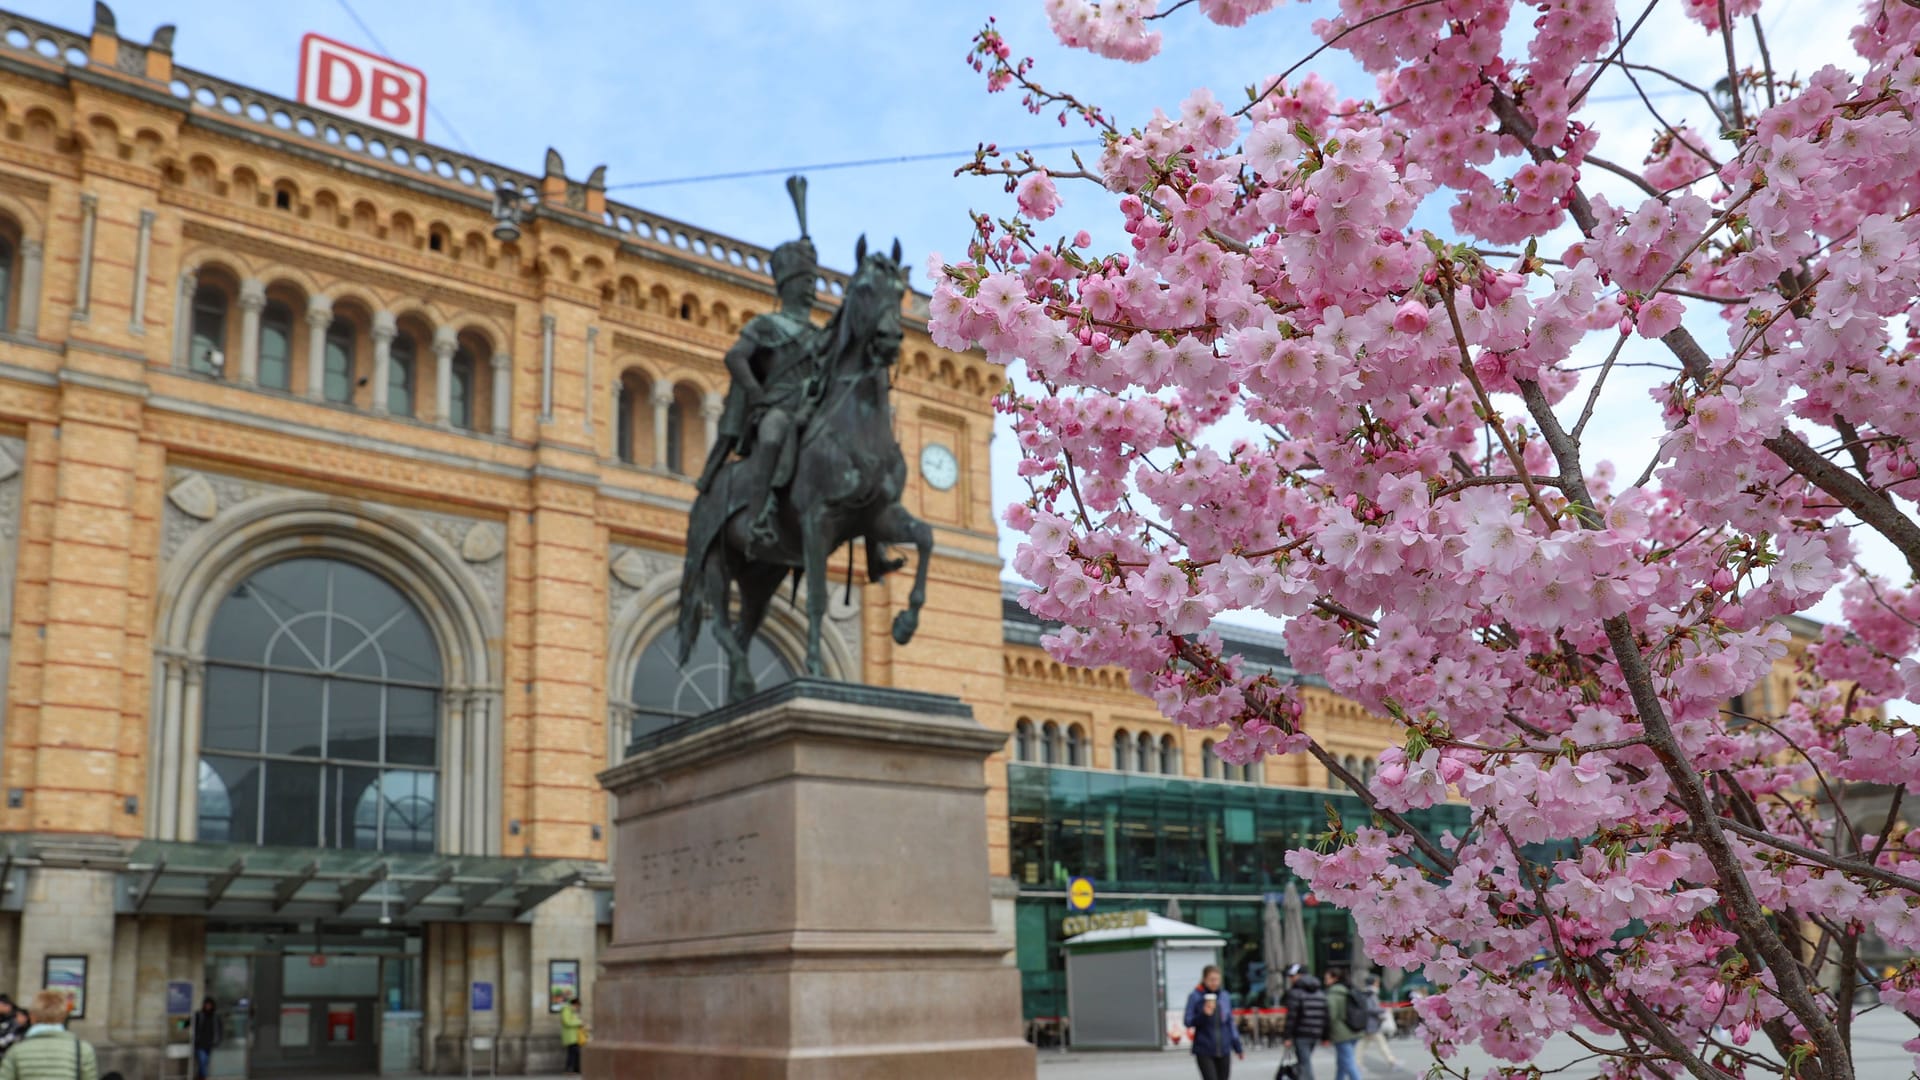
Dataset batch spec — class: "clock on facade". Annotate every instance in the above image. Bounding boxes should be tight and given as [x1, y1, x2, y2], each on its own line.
[919, 442, 959, 491]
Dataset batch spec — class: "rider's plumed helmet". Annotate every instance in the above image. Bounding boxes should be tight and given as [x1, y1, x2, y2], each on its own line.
[770, 236, 818, 292]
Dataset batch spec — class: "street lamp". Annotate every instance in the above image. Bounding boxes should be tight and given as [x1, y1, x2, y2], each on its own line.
[492, 187, 528, 244]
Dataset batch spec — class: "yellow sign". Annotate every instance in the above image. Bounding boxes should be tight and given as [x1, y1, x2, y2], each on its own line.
[1067, 877, 1095, 912]
[1062, 909, 1149, 937]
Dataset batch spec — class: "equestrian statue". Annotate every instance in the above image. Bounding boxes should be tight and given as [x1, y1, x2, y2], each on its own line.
[677, 176, 934, 703]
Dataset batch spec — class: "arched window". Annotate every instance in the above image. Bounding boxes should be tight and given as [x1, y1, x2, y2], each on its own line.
[195, 557, 442, 852]
[1014, 719, 1036, 763]
[665, 398, 685, 474]
[1113, 729, 1131, 772]
[1363, 757, 1378, 784]
[389, 333, 417, 417]
[1066, 724, 1086, 767]
[1160, 734, 1179, 775]
[189, 286, 229, 376]
[1135, 731, 1154, 773]
[1244, 760, 1263, 785]
[1042, 721, 1061, 765]
[450, 346, 477, 430]
[629, 626, 792, 743]
[323, 318, 356, 404]
[0, 231, 13, 333]
[615, 379, 635, 463]
[259, 299, 293, 390]
[1201, 739, 1218, 779]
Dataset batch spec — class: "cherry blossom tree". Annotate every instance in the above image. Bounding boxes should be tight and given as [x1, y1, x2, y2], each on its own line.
[934, 2, 1920, 1076]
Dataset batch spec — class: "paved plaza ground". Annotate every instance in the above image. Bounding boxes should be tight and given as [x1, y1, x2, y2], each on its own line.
[1034, 1007, 1918, 1078]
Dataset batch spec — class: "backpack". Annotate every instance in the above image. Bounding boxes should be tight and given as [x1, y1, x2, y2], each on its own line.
[1343, 986, 1370, 1033]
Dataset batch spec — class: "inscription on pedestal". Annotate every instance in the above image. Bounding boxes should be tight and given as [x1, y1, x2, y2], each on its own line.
[631, 832, 765, 906]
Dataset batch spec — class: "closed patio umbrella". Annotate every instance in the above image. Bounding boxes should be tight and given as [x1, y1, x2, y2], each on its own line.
[1165, 897, 1183, 923]
[1261, 896, 1285, 1004]
[1281, 882, 1308, 977]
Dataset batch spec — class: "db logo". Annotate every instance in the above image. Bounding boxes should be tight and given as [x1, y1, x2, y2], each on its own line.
[297, 33, 427, 141]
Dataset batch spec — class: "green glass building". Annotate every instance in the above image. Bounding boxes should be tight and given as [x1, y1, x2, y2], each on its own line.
[1006, 762, 1471, 1018]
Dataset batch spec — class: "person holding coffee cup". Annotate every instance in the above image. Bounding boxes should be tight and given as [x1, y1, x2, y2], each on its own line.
[1182, 965, 1244, 1079]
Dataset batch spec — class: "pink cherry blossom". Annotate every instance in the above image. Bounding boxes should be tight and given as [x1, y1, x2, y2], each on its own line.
[950, 3, 1920, 1075]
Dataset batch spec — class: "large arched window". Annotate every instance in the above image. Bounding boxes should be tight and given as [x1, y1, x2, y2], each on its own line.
[189, 285, 229, 376]
[389, 333, 418, 417]
[196, 557, 441, 852]
[1042, 721, 1062, 765]
[450, 345, 477, 430]
[1066, 724, 1086, 767]
[628, 626, 792, 743]
[1135, 731, 1155, 773]
[1113, 729, 1131, 772]
[259, 299, 293, 390]
[1160, 734, 1179, 775]
[1201, 738, 1219, 779]
[323, 318, 356, 404]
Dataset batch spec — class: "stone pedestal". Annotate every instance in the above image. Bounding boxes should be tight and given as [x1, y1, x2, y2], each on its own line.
[591, 679, 1034, 1079]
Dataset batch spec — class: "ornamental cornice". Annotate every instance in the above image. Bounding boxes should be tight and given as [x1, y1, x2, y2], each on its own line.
[145, 410, 527, 509]
[607, 329, 724, 369]
[178, 216, 522, 321]
[0, 169, 53, 204]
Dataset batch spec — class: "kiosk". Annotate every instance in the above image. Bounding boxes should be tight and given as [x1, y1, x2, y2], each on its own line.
[1063, 913, 1227, 1050]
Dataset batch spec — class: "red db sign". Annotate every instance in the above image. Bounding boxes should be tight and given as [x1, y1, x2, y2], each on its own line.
[297, 33, 427, 141]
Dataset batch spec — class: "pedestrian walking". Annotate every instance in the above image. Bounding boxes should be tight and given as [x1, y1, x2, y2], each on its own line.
[1279, 963, 1329, 1080]
[559, 994, 586, 1075]
[189, 998, 222, 1080]
[1324, 968, 1363, 1080]
[0, 990, 98, 1080]
[1181, 965, 1245, 1080]
[0, 996, 25, 1057]
[1357, 975, 1401, 1073]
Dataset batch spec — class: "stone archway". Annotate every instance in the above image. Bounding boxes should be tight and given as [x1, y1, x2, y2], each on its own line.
[151, 493, 502, 854]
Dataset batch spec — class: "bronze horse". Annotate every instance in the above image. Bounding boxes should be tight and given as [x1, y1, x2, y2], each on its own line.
[676, 238, 934, 702]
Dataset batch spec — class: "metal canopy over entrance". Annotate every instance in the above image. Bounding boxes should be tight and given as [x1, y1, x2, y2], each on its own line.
[113, 840, 610, 923]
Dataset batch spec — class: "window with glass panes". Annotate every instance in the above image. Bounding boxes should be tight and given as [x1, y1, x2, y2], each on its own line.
[628, 626, 792, 745]
[259, 300, 293, 390]
[323, 320, 356, 403]
[196, 558, 441, 852]
[389, 334, 417, 416]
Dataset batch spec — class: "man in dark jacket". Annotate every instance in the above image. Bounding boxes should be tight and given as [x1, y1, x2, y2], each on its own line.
[1280, 963, 1330, 1080]
[1182, 965, 1244, 1080]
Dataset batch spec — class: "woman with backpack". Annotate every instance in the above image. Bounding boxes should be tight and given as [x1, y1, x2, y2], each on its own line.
[1323, 968, 1364, 1080]
[0, 990, 97, 1080]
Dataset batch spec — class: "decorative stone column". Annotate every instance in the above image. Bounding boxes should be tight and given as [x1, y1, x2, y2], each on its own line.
[592, 680, 1032, 1079]
[491, 353, 511, 435]
[236, 278, 267, 384]
[583, 326, 599, 436]
[16, 239, 41, 338]
[175, 659, 206, 836]
[539, 315, 556, 422]
[305, 298, 332, 398]
[701, 391, 724, 453]
[433, 326, 458, 425]
[371, 310, 397, 412]
[128, 209, 154, 333]
[171, 270, 195, 366]
[650, 385, 673, 470]
[152, 654, 189, 840]
[72, 193, 97, 323]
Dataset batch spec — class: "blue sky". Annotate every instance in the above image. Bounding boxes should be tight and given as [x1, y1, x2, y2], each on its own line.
[18, 0, 1894, 635]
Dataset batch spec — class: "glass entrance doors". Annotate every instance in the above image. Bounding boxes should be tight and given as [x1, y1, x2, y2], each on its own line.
[205, 923, 421, 1076]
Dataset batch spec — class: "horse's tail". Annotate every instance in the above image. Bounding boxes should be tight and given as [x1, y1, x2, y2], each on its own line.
[677, 474, 725, 666]
[675, 553, 704, 667]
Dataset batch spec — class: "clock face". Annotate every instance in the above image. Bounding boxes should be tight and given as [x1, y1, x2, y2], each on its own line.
[919, 442, 960, 491]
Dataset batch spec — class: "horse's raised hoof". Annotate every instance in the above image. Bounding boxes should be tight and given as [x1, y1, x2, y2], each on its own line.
[891, 609, 919, 645]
